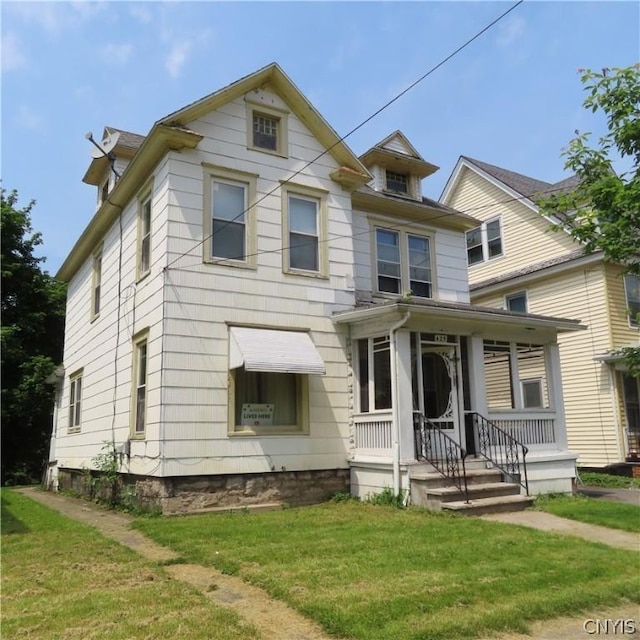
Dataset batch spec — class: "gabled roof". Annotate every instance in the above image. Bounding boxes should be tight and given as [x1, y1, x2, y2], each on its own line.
[359, 130, 439, 178]
[61, 63, 373, 281]
[159, 62, 370, 184]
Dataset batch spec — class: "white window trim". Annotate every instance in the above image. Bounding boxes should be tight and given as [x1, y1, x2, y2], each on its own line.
[467, 217, 503, 266]
[355, 335, 393, 414]
[202, 164, 258, 269]
[90, 246, 103, 321]
[520, 377, 544, 409]
[245, 101, 289, 158]
[623, 274, 640, 329]
[281, 182, 329, 279]
[372, 222, 435, 299]
[130, 329, 149, 439]
[505, 290, 528, 313]
[68, 369, 83, 434]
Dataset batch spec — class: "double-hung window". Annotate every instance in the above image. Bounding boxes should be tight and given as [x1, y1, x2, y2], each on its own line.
[375, 227, 432, 298]
[624, 274, 640, 328]
[91, 248, 102, 319]
[68, 371, 82, 432]
[137, 193, 152, 279]
[385, 170, 409, 195]
[282, 184, 327, 276]
[203, 167, 257, 267]
[466, 218, 502, 265]
[132, 332, 148, 437]
[246, 102, 289, 157]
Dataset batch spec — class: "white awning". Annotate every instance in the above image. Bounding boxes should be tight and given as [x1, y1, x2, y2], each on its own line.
[229, 327, 326, 375]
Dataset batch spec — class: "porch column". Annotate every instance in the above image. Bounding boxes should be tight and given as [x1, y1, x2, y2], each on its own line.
[468, 335, 488, 416]
[396, 329, 414, 462]
[546, 342, 568, 450]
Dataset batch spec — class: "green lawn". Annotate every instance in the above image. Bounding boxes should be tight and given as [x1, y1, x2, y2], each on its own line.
[134, 501, 640, 640]
[578, 471, 640, 489]
[1, 490, 259, 640]
[536, 494, 640, 533]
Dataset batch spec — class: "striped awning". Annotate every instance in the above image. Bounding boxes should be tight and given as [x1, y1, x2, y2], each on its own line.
[229, 327, 326, 375]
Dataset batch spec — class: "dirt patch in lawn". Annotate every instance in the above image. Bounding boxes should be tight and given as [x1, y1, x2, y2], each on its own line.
[16, 487, 334, 640]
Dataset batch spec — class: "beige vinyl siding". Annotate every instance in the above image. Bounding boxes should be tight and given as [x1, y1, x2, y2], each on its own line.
[473, 264, 622, 466]
[604, 262, 640, 347]
[55, 159, 169, 475]
[446, 167, 579, 285]
[158, 90, 353, 476]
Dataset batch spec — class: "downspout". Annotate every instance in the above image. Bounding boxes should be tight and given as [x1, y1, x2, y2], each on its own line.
[390, 311, 410, 496]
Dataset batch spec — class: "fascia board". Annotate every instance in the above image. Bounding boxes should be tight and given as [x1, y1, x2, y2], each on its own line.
[58, 125, 203, 282]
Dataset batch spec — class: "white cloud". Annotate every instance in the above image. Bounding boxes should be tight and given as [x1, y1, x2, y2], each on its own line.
[1, 33, 27, 73]
[15, 105, 44, 131]
[5, 1, 106, 36]
[165, 42, 191, 78]
[496, 15, 526, 48]
[102, 43, 134, 65]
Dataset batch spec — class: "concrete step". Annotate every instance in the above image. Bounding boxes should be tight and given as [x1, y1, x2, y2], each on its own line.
[426, 482, 520, 503]
[441, 494, 534, 517]
[411, 468, 503, 487]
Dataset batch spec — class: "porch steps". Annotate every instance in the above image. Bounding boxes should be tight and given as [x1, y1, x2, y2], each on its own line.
[410, 464, 534, 516]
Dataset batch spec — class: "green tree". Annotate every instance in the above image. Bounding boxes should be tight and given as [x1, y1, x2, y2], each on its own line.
[1, 189, 66, 484]
[539, 65, 639, 375]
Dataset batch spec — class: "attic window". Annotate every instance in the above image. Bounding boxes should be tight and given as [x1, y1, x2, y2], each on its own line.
[385, 170, 409, 194]
[253, 114, 278, 151]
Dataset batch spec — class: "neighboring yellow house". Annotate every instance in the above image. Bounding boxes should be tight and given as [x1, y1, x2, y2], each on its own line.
[441, 156, 640, 469]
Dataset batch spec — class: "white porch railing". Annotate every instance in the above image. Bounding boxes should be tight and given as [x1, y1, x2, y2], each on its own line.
[353, 412, 393, 457]
[486, 412, 557, 446]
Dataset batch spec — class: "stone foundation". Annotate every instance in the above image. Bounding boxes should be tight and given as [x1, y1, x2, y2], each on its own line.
[56, 468, 350, 515]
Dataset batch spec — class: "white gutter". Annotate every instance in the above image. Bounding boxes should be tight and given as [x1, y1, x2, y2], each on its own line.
[390, 312, 410, 495]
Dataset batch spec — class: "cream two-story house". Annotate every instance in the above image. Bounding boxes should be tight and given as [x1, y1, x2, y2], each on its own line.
[48, 64, 584, 514]
[441, 156, 640, 470]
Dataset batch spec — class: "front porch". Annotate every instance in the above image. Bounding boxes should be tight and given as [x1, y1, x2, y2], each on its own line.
[334, 300, 583, 507]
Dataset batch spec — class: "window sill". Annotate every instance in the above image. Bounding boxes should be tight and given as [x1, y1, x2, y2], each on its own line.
[67, 428, 81, 435]
[283, 268, 329, 280]
[130, 432, 146, 440]
[204, 258, 257, 270]
[229, 427, 309, 437]
[136, 270, 151, 285]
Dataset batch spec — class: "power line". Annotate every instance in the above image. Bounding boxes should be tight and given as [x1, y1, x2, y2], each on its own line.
[168, 181, 576, 271]
[164, 0, 524, 272]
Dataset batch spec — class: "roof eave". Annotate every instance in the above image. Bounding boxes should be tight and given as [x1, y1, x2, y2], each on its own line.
[58, 124, 203, 282]
[352, 189, 480, 231]
[333, 301, 585, 334]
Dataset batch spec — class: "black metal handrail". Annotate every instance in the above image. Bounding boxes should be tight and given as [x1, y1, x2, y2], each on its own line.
[468, 412, 529, 495]
[413, 412, 469, 503]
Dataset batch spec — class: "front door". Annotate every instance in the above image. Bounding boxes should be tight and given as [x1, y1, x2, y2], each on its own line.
[419, 346, 461, 445]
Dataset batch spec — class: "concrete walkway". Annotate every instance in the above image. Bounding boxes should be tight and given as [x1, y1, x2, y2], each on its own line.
[15, 487, 639, 640]
[481, 509, 639, 551]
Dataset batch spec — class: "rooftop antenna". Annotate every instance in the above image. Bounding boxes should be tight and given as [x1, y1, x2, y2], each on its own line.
[85, 130, 121, 180]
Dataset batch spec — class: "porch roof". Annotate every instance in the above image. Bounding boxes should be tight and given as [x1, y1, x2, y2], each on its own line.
[332, 299, 585, 334]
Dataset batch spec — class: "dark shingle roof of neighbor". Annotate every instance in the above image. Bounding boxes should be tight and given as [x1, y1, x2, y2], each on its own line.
[470, 247, 592, 291]
[462, 156, 580, 201]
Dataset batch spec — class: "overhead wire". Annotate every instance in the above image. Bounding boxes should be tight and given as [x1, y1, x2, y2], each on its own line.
[163, 0, 524, 273]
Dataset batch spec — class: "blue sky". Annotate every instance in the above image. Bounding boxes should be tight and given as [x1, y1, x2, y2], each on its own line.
[2, 1, 638, 274]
